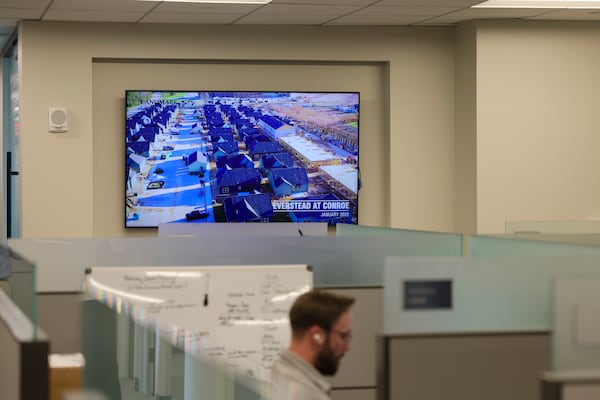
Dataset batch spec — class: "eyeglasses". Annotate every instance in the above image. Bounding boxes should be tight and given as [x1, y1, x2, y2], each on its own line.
[331, 329, 353, 342]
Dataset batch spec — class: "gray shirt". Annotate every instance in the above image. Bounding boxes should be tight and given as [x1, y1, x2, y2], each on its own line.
[267, 349, 331, 400]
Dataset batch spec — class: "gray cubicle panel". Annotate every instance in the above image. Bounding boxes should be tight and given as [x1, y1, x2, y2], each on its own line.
[541, 371, 600, 400]
[326, 287, 382, 400]
[0, 289, 49, 400]
[8, 256, 34, 320]
[377, 331, 551, 400]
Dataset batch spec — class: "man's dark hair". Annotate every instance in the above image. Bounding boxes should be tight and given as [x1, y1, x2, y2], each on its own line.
[289, 289, 354, 337]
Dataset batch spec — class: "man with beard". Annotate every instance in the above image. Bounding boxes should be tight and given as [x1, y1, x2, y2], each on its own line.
[267, 289, 354, 400]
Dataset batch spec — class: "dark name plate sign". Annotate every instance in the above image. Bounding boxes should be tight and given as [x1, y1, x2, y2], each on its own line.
[403, 280, 452, 310]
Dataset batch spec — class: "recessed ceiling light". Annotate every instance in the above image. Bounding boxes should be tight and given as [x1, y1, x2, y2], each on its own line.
[137, 0, 272, 4]
[473, 0, 600, 8]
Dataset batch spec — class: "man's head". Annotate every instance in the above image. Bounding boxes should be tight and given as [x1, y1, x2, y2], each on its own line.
[288, 289, 355, 376]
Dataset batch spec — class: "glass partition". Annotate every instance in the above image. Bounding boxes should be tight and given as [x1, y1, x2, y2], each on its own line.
[383, 256, 600, 334]
[337, 224, 463, 256]
[82, 299, 263, 400]
[467, 235, 600, 257]
[81, 264, 312, 400]
[3, 250, 37, 338]
[552, 276, 600, 371]
[0, 284, 47, 400]
[9, 234, 464, 291]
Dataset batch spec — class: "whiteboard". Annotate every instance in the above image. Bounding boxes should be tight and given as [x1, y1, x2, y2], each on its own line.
[84, 264, 312, 382]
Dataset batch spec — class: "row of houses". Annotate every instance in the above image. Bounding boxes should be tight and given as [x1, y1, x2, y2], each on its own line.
[205, 102, 354, 223]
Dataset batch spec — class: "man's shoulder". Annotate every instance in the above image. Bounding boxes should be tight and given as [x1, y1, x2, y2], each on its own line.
[268, 352, 330, 400]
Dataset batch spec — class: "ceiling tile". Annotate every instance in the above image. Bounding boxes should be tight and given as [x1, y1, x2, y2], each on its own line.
[236, 12, 340, 24]
[153, 2, 262, 14]
[350, 5, 463, 16]
[419, 6, 558, 24]
[376, 0, 484, 7]
[0, 7, 46, 19]
[0, 0, 51, 7]
[527, 9, 600, 20]
[247, 3, 363, 16]
[50, 0, 156, 12]
[327, 14, 433, 25]
[43, 10, 147, 23]
[141, 12, 241, 24]
[271, 0, 373, 4]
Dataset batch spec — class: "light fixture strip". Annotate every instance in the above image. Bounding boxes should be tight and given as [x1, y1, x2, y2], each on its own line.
[473, 0, 600, 8]
[136, 0, 272, 4]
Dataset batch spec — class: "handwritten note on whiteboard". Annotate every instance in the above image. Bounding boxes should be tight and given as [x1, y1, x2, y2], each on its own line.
[85, 264, 312, 382]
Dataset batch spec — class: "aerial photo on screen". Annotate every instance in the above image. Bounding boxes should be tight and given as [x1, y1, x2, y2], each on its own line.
[125, 91, 359, 227]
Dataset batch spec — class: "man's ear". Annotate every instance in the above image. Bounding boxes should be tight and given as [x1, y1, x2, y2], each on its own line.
[308, 326, 325, 345]
[314, 332, 323, 344]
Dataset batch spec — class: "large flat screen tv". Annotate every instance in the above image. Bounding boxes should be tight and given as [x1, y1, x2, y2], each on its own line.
[125, 91, 359, 227]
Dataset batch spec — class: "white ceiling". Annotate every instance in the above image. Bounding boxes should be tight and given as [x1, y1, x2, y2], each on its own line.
[2, 0, 600, 50]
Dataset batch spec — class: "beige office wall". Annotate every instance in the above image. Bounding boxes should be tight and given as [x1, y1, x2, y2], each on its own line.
[388, 31, 455, 231]
[454, 22, 477, 235]
[476, 21, 600, 233]
[18, 22, 455, 238]
[93, 61, 385, 237]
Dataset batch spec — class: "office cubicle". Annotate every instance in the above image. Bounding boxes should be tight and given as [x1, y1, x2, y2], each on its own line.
[378, 254, 600, 400]
[9, 226, 463, 400]
[467, 234, 600, 257]
[0, 284, 48, 400]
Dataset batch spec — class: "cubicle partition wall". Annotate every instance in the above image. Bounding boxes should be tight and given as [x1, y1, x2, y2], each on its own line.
[378, 255, 600, 400]
[336, 223, 464, 256]
[159, 222, 329, 238]
[0, 285, 48, 400]
[467, 234, 600, 257]
[378, 331, 550, 400]
[541, 276, 600, 400]
[8, 227, 463, 400]
[82, 264, 315, 400]
[6, 255, 36, 324]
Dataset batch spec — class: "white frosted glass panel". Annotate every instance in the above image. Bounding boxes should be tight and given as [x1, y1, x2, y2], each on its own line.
[383, 256, 600, 334]
[337, 224, 463, 256]
[553, 277, 600, 371]
[468, 235, 600, 257]
[83, 300, 262, 400]
[9, 235, 464, 293]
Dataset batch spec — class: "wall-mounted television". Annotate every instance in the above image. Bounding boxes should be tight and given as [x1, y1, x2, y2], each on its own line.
[125, 91, 359, 227]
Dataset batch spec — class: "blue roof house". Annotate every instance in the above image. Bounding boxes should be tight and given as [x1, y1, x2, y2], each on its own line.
[216, 168, 261, 196]
[187, 151, 207, 175]
[259, 115, 295, 138]
[223, 193, 274, 222]
[216, 154, 255, 170]
[208, 133, 235, 143]
[260, 153, 294, 175]
[244, 134, 271, 146]
[126, 141, 151, 157]
[212, 141, 239, 159]
[269, 168, 309, 197]
[126, 153, 147, 174]
[249, 141, 283, 160]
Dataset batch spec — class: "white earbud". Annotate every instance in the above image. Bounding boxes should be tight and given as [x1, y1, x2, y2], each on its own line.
[314, 333, 323, 344]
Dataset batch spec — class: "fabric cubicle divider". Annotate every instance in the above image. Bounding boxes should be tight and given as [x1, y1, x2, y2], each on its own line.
[379, 255, 600, 400]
